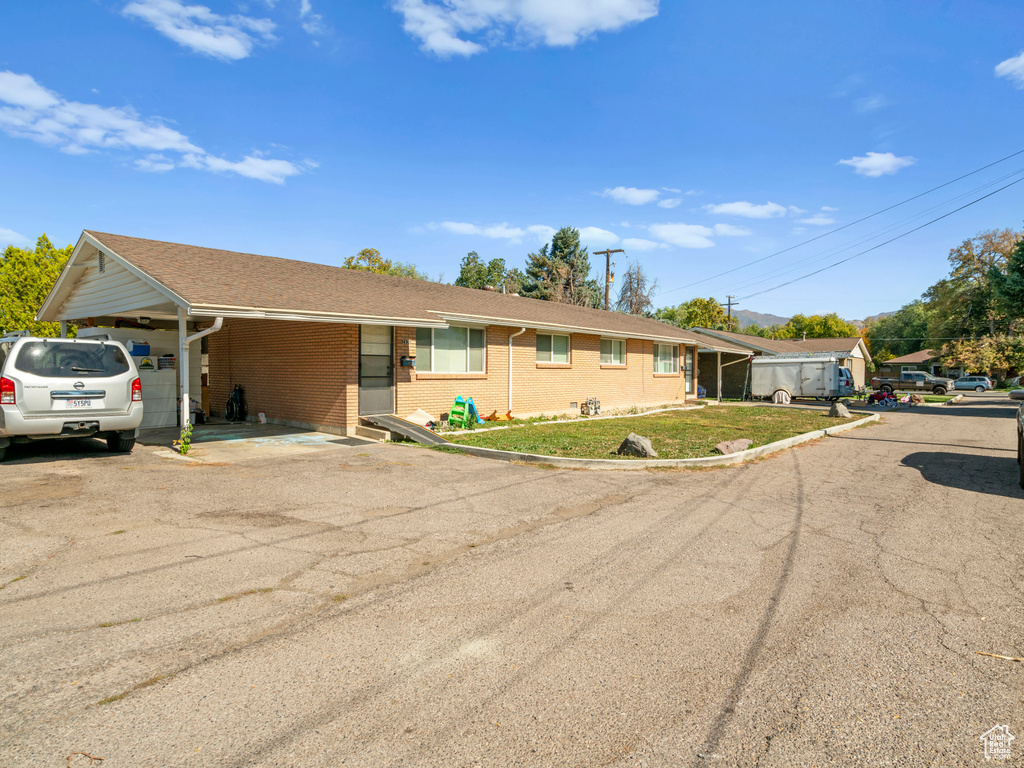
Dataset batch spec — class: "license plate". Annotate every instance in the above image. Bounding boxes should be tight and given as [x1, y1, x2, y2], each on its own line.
[66, 399, 92, 408]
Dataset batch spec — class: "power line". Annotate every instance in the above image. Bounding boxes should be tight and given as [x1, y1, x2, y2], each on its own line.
[739, 176, 1024, 301]
[657, 146, 1024, 298]
[723, 167, 1024, 295]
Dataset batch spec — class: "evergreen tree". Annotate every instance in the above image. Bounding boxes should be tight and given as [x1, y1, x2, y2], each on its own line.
[520, 227, 601, 307]
[992, 237, 1024, 332]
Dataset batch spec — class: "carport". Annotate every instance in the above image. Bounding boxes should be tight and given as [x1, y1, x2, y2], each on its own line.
[36, 231, 447, 432]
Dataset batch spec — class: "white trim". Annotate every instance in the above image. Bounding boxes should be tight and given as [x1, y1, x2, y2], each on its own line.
[38, 232, 189, 322]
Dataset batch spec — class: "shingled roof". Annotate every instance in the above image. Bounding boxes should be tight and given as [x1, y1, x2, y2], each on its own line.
[691, 327, 871, 361]
[40, 231, 754, 352]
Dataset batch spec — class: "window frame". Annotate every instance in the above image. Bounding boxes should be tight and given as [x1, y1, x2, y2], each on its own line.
[536, 333, 571, 364]
[600, 338, 626, 366]
[653, 343, 680, 375]
[415, 326, 486, 373]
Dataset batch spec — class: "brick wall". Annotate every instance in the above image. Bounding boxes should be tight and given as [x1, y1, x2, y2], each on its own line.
[398, 326, 692, 419]
[209, 319, 694, 432]
[207, 319, 358, 432]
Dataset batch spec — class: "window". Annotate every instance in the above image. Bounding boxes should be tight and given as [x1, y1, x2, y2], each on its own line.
[536, 333, 570, 364]
[600, 338, 625, 366]
[654, 343, 679, 374]
[14, 342, 130, 378]
[684, 347, 694, 392]
[415, 327, 485, 373]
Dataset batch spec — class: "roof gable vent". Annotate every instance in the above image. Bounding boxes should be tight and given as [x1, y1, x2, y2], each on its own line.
[98, 252, 105, 274]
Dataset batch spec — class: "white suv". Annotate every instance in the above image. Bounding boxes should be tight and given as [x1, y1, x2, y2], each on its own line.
[0, 332, 143, 462]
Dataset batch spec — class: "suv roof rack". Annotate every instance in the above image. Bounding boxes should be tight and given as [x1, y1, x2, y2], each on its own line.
[0, 330, 31, 339]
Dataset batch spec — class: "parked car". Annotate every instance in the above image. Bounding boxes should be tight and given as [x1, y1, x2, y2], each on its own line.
[952, 375, 993, 392]
[870, 370, 954, 395]
[0, 332, 143, 462]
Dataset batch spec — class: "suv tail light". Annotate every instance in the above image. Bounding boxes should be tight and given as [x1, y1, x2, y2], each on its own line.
[131, 377, 142, 402]
[0, 377, 14, 405]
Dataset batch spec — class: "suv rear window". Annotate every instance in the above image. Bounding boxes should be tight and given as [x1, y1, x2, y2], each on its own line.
[13, 342, 131, 378]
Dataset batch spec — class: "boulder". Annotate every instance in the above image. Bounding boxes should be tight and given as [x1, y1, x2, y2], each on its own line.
[715, 438, 753, 455]
[616, 433, 658, 458]
[910, 394, 924, 404]
[828, 401, 851, 418]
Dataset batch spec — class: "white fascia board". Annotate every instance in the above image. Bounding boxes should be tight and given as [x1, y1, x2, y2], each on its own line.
[37, 231, 188, 321]
[187, 304, 447, 328]
[696, 345, 755, 354]
[431, 312, 696, 345]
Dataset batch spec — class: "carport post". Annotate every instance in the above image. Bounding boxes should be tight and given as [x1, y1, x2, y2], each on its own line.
[717, 351, 722, 403]
[59, 321, 67, 338]
[178, 308, 190, 430]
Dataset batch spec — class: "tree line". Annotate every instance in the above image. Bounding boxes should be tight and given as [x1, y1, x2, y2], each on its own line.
[864, 227, 1024, 374]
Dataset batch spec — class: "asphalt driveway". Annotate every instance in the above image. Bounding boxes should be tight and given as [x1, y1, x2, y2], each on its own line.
[1, 392, 1022, 766]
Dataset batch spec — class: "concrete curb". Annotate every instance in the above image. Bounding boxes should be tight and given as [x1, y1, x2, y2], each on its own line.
[944, 394, 965, 405]
[444, 414, 880, 470]
[152, 447, 204, 463]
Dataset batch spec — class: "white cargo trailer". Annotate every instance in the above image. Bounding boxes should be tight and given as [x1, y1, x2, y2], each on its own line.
[751, 354, 855, 403]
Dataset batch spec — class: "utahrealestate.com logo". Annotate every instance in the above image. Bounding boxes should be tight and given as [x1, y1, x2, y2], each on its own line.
[980, 725, 1014, 760]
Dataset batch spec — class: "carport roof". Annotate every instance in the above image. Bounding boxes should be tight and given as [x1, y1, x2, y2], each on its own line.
[40, 231, 754, 351]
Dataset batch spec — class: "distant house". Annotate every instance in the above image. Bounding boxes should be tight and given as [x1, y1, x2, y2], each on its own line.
[37, 231, 751, 433]
[877, 349, 965, 379]
[690, 328, 872, 398]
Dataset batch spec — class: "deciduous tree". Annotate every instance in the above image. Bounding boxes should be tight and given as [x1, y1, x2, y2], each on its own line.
[0, 234, 73, 336]
[615, 262, 658, 316]
[343, 248, 429, 280]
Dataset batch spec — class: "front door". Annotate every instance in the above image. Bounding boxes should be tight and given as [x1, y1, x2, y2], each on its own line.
[358, 325, 394, 416]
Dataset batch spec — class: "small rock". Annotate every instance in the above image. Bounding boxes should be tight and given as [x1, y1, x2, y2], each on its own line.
[715, 438, 753, 455]
[617, 433, 657, 458]
[828, 401, 851, 418]
[910, 394, 924, 404]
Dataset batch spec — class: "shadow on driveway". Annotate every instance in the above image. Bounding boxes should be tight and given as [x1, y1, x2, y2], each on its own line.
[900, 450, 1024, 498]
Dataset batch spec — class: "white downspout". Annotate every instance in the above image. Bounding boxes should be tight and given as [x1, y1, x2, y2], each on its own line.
[178, 313, 224, 429]
[717, 351, 722, 403]
[509, 327, 526, 413]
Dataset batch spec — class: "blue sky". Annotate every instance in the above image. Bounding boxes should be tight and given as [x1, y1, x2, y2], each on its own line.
[2, 0, 1023, 320]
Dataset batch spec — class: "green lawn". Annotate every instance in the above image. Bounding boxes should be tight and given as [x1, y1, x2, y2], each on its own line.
[448, 406, 859, 460]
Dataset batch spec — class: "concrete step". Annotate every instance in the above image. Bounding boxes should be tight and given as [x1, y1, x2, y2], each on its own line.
[355, 424, 391, 442]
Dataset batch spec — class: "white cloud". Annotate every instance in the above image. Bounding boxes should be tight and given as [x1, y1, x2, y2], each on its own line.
[798, 214, 835, 226]
[135, 153, 176, 172]
[578, 226, 619, 247]
[0, 71, 309, 184]
[429, 221, 554, 243]
[648, 223, 715, 249]
[995, 51, 1024, 87]
[661, 187, 681, 193]
[526, 224, 556, 242]
[787, 205, 806, 215]
[702, 201, 787, 219]
[855, 95, 887, 112]
[657, 198, 681, 209]
[713, 223, 752, 237]
[123, 0, 276, 61]
[821, 206, 838, 211]
[838, 151, 915, 177]
[0, 227, 31, 247]
[621, 237, 666, 251]
[299, 0, 327, 36]
[393, 0, 658, 57]
[601, 186, 660, 205]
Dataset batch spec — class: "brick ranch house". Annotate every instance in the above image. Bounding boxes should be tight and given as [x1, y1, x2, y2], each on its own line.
[38, 231, 752, 434]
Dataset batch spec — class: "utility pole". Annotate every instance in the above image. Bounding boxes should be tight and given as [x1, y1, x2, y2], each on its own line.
[594, 249, 624, 310]
[724, 295, 738, 328]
